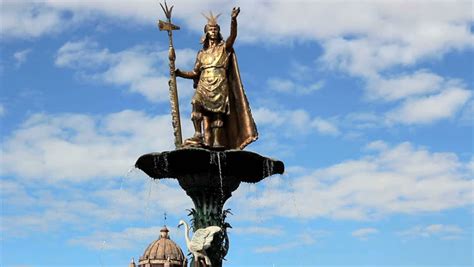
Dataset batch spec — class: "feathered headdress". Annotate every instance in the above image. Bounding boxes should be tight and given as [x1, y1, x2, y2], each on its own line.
[202, 11, 221, 27]
[200, 11, 223, 44]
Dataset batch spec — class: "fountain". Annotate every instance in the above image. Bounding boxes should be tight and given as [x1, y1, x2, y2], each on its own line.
[136, 149, 284, 266]
[134, 3, 284, 266]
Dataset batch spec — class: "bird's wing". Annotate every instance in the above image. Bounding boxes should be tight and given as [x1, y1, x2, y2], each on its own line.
[202, 226, 222, 250]
[190, 226, 222, 251]
[190, 229, 209, 252]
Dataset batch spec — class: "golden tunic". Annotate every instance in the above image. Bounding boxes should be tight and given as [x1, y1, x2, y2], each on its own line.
[192, 41, 230, 114]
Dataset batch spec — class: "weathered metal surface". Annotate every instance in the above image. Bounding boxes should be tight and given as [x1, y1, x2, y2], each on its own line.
[175, 6, 258, 150]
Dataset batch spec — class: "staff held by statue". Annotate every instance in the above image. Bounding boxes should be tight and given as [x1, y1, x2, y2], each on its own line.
[158, 1, 182, 148]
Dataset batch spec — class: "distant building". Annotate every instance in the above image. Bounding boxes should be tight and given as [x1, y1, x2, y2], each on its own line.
[130, 226, 188, 267]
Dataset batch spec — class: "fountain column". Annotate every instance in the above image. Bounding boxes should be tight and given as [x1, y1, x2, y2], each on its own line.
[136, 148, 284, 266]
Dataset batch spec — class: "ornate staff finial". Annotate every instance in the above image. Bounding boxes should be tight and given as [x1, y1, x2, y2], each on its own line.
[159, 0, 174, 19]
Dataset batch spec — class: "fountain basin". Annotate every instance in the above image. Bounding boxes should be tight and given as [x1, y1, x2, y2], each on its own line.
[135, 148, 284, 184]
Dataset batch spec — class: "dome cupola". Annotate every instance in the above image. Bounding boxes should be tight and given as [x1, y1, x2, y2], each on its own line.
[138, 226, 187, 267]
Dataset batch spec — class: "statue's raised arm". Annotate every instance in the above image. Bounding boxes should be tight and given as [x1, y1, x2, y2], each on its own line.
[226, 7, 240, 51]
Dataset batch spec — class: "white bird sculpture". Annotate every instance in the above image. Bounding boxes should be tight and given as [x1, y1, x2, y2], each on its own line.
[178, 219, 222, 266]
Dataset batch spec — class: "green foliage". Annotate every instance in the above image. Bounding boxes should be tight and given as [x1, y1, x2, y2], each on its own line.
[186, 193, 233, 266]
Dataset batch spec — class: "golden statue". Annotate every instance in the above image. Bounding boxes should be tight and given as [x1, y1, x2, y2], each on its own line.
[176, 7, 258, 150]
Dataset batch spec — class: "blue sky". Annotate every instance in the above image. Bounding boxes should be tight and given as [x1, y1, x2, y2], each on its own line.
[1, 0, 473, 266]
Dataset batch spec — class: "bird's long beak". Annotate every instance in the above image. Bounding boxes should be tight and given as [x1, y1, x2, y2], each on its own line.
[177, 224, 182, 228]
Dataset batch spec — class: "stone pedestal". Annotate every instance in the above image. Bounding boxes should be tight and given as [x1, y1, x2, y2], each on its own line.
[136, 148, 284, 266]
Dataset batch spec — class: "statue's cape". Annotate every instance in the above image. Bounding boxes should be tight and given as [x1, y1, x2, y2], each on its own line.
[224, 51, 258, 149]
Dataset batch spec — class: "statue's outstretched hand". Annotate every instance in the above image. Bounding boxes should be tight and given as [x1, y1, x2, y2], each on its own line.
[231, 7, 240, 19]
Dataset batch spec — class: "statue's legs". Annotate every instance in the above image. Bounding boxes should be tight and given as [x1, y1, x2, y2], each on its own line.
[203, 116, 212, 147]
[185, 104, 204, 146]
[188, 107, 225, 149]
[211, 113, 225, 148]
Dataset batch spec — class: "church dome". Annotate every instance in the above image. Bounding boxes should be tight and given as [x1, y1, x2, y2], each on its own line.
[138, 226, 187, 267]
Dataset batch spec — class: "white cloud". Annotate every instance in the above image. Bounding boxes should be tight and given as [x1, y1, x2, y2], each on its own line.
[386, 87, 472, 125]
[250, 106, 340, 158]
[252, 229, 325, 254]
[55, 40, 196, 102]
[0, 109, 198, 237]
[1, 176, 192, 238]
[4, 1, 471, 62]
[459, 99, 474, 126]
[367, 71, 444, 102]
[251, 107, 284, 126]
[267, 78, 324, 95]
[1, 2, 66, 39]
[0, 110, 176, 181]
[311, 117, 340, 136]
[253, 107, 340, 137]
[467, 158, 474, 174]
[364, 140, 389, 151]
[231, 226, 283, 236]
[0, 1, 222, 40]
[343, 112, 381, 130]
[4, 1, 472, 127]
[55, 40, 109, 68]
[69, 226, 175, 250]
[0, 0, 162, 40]
[253, 233, 314, 254]
[318, 1, 473, 77]
[13, 49, 32, 67]
[398, 224, 465, 240]
[254, 239, 310, 254]
[231, 141, 473, 221]
[0, 103, 5, 117]
[352, 228, 379, 240]
[342, 77, 472, 128]
[238, 1, 472, 128]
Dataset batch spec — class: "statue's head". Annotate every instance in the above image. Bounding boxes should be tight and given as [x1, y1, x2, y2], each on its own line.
[201, 11, 223, 45]
[204, 24, 221, 40]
